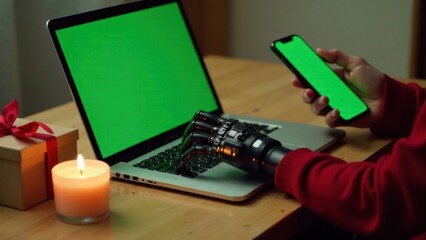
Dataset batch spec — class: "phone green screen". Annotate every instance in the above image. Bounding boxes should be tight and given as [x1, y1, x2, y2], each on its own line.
[272, 35, 367, 121]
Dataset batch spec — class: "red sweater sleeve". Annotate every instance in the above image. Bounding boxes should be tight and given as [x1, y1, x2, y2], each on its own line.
[370, 75, 424, 137]
[275, 77, 426, 238]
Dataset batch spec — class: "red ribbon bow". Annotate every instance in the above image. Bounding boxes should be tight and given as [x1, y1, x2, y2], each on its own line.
[0, 99, 58, 199]
[0, 99, 53, 139]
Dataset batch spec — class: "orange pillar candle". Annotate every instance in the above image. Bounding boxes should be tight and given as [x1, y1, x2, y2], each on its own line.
[52, 154, 110, 224]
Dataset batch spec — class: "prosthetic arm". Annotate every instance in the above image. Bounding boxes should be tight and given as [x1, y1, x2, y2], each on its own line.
[178, 111, 291, 177]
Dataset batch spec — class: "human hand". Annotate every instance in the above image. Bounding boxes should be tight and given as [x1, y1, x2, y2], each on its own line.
[292, 48, 385, 128]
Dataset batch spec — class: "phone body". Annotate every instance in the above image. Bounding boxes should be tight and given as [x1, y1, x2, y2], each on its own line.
[271, 34, 368, 123]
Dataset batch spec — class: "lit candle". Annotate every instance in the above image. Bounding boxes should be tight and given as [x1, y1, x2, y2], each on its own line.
[52, 154, 110, 224]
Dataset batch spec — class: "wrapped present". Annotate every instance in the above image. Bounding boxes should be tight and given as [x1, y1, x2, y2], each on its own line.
[0, 100, 79, 210]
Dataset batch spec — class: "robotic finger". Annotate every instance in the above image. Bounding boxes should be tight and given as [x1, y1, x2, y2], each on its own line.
[180, 132, 215, 155]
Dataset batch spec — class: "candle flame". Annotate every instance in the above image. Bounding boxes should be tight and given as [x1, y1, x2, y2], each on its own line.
[77, 154, 85, 175]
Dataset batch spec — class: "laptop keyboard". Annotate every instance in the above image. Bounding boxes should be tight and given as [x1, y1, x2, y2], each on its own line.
[132, 122, 280, 178]
[133, 144, 219, 178]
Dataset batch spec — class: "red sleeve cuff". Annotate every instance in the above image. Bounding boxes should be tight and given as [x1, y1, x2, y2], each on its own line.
[370, 75, 418, 137]
[274, 148, 317, 195]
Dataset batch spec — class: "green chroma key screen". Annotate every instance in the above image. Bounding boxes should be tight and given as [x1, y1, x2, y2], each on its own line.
[56, 2, 218, 158]
[273, 35, 367, 121]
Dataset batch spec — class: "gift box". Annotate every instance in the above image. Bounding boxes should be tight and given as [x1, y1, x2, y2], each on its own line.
[0, 100, 79, 210]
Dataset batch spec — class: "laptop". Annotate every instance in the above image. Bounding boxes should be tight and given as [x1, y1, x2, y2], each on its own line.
[47, 0, 345, 201]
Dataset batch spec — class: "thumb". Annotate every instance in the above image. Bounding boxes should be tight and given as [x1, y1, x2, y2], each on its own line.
[316, 48, 358, 71]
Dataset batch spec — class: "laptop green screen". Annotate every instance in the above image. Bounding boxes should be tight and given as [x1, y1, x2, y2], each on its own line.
[55, 2, 219, 158]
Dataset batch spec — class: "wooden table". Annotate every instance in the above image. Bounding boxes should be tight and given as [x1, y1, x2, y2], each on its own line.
[1, 56, 419, 239]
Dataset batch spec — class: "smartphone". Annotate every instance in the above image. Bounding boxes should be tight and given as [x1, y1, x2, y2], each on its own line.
[271, 34, 368, 122]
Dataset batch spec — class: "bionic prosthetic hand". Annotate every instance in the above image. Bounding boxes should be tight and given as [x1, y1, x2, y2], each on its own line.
[178, 111, 291, 177]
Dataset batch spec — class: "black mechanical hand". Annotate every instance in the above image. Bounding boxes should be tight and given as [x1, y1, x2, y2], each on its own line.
[177, 111, 291, 176]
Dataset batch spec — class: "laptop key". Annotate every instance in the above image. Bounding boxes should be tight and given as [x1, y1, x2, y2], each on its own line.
[263, 126, 279, 134]
[180, 170, 198, 178]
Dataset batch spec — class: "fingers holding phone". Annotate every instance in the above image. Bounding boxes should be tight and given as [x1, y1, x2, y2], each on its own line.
[271, 35, 368, 123]
[292, 80, 341, 128]
[273, 35, 385, 129]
